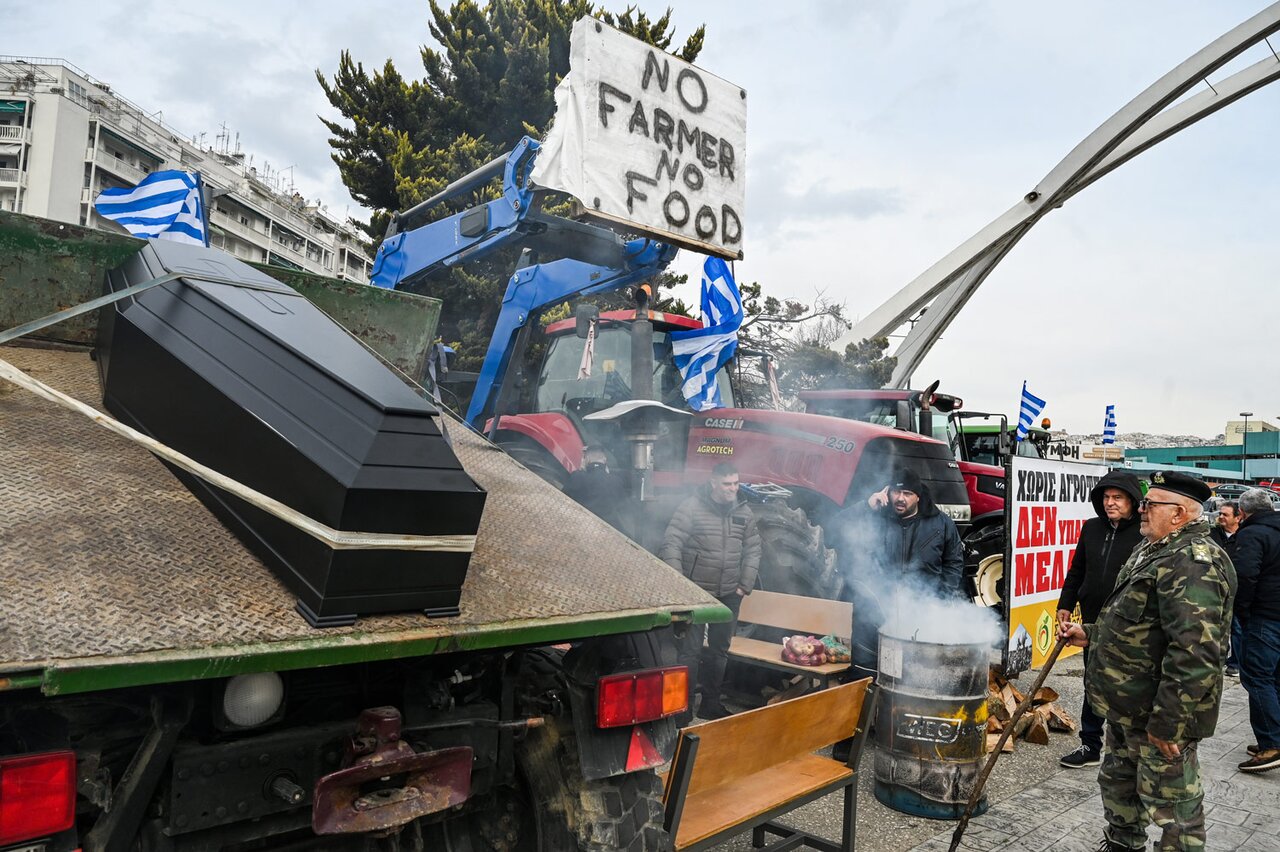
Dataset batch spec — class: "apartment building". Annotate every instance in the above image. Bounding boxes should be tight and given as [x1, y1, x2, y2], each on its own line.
[0, 56, 372, 283]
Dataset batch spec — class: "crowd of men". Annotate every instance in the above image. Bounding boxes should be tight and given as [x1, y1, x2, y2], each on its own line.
[655, 456, 1280, 852]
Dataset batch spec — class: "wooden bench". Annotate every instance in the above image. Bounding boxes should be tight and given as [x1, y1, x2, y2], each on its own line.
[730, 590, 853, 687]
[662, 677, 876, 852]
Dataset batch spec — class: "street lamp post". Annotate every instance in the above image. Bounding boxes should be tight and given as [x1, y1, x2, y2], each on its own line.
[1241, 411, 1253, 482]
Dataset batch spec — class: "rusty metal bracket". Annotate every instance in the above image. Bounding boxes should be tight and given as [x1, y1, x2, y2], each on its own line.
[312, 707, 473, 835]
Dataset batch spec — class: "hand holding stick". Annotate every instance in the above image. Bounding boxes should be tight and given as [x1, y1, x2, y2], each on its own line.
[947, 634, 1070, 852]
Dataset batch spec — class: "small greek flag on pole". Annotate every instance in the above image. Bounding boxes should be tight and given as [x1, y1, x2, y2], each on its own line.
[94, 170, 208, 247]
[671, 256, 743, 412]
[1102, 404, 1117, 445]
[1016, 381, 1046, 442]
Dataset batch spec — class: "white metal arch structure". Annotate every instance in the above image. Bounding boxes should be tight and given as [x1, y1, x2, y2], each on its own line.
[842, 3, 1280, 388]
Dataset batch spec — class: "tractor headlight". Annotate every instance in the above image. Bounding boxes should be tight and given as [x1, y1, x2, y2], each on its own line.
[222, 672, 285, 728]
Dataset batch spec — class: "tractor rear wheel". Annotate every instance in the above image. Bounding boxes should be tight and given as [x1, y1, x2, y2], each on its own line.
[749, 502, 843, 600]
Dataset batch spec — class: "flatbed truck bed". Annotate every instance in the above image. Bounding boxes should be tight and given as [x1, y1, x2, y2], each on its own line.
[0, 343, 720, 697]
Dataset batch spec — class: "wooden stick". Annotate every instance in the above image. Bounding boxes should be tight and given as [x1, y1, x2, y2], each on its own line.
[948, 635, 1069, 852]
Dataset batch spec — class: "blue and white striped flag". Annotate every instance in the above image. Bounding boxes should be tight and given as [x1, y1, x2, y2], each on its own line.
[94, 170, 207, 247]
[1016, 381, 1046, 442]
[1102, 404, 1117, 445]
[671, 256, 743, 411]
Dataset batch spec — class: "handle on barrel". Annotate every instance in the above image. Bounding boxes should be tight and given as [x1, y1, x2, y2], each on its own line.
[947, 634, 1070, 852]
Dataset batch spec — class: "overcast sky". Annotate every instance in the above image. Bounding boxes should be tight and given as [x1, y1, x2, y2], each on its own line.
[12, 1, 1280, 437]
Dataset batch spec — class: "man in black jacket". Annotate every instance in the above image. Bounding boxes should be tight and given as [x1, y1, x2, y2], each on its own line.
[1213, 501, 1244, 676]
[1055, 470, 1144, 768]
[1234, 489, 1280, 771]
[842, 467, 965, 679]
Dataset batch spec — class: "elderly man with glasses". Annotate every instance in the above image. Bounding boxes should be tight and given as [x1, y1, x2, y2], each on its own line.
[1059, 471, 1235, 852]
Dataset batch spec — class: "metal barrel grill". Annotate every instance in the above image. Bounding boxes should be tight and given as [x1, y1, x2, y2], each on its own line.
[873, 630, 990, 819]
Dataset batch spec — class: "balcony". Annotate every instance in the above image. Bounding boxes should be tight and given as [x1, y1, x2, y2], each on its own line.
[0, 126, 30, 144]
[0, 168, 27, 187]
[88, 147, 153, 184]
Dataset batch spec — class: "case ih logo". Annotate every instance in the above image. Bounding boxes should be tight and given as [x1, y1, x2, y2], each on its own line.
[702, 417, 744, 430]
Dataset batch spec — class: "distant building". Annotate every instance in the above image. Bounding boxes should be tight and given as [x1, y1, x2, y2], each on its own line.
[0, 56, 372, 283]
[1224, 419, 1278, 447]
[1126, 429, 1280, 480]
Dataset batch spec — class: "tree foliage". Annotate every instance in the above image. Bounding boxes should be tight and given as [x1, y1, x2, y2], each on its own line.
[732, 284, 897, 407]
[317, 1, 705, 372]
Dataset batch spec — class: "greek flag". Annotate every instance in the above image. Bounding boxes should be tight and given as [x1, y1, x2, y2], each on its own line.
[671, 256, 742, 411]
[94, 170, 207, 247]
[1016, 381, 1046, 442]
[1102, 404, 1117, 445]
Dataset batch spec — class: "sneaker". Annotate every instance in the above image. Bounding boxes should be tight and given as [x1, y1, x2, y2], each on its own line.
[1225, 665, 1240, 677]
[1248, 743, 1260, 756]
[1239, 748, 1280, 773]
[1060, 745, 1102, 768]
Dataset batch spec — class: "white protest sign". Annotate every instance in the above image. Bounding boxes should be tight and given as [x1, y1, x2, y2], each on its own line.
[531, 17, 747, 259]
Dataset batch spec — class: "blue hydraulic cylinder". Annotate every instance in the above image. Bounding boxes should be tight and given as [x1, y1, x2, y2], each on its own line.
[464, 237, 677, 427]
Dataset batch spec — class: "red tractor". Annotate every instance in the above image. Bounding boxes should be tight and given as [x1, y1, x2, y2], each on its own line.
[484, 309, 972, 599]
[797, 387, 1050, 605]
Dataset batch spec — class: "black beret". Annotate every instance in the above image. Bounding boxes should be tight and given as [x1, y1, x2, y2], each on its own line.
[1149, 470, 1212, 503]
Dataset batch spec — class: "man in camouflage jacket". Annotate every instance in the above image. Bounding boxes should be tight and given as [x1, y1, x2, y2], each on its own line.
[1060, 471, 1235, 852]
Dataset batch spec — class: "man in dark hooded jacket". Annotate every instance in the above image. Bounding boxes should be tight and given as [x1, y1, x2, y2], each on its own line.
[1055, 471, 1144, 768]
[1233, 488, 1280, 772]
[843, 467, 965, 679]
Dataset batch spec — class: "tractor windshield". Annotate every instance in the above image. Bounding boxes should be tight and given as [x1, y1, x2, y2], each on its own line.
[535, 326, 735, 416]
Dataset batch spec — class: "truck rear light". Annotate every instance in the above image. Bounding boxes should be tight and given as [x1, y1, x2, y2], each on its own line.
[596, 666, 688, 728]
[0, 750, 77, 845]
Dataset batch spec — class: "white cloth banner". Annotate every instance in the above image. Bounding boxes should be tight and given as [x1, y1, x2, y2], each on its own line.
[532, 17, 747, 259]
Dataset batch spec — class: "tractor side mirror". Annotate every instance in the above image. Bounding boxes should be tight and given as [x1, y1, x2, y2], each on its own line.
[576, 304, 599, 339]
[998, 429, 1011, 458]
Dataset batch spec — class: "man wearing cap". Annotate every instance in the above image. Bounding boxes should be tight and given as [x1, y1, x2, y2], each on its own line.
[843, 467, 966, 679]
[1059, 471, 1235, 852]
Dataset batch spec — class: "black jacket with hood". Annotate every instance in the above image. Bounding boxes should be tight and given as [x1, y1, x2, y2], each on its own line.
[1056, 470, 1144, 623]
[1233, 508, 1280, 622]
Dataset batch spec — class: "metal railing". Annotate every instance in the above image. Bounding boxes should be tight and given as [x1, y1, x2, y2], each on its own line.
[89, 147, 151, 184]
[0, 126, 30, 142]
[0, 168, 26, 186]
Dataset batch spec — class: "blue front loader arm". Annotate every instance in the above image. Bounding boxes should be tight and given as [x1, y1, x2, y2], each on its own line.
[367, 135, 678, 431]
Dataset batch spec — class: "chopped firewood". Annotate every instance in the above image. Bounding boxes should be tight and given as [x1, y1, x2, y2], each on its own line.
[1033, 687, 1060, 705]
[1024, 707, 1051, 745]
[987, 691, 1011, 722]
[986, 733, 1014, 754]
[1008, 682, 1027, 704]
[1000, 685, 1019, 718]
[986, 716, 1003, 734]
[1046, 703, 1077, 732]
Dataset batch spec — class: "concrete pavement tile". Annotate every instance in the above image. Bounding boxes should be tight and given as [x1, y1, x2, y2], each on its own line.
[1204, 820, 1254, 848]
[1203, 802, 1251, 826]
[1242, 830, 1280, 851]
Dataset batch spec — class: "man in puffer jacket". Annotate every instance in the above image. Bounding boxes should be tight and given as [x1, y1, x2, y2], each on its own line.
[1055, 471, 1145, 769]
[660, 462, 761, 721]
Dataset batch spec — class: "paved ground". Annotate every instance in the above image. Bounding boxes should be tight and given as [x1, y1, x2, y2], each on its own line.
[708, 655, 1279, 852]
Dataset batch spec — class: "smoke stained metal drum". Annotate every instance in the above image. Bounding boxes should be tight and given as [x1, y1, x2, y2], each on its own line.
[873, 630, 990, 819]
[95, 240, 486, 626]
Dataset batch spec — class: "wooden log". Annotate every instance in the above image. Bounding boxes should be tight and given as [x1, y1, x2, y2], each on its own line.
[988, 691, 1011, 723]
[1024, 707, 1051, 745]
[1047, 703, 1078, 732]
[986, 716, 1003, 734]
[1000, 685, 1019, 719]
[986, 733, 1014, 754]
[1033, 686, 1060, 705]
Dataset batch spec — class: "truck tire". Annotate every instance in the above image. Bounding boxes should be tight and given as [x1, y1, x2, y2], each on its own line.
[964, 522, 1005, 607]
[519, 718, 669, 852]
[749, 502, 843, 600]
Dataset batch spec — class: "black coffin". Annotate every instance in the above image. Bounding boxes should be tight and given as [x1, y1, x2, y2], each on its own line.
[95, 241, 485, 625]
